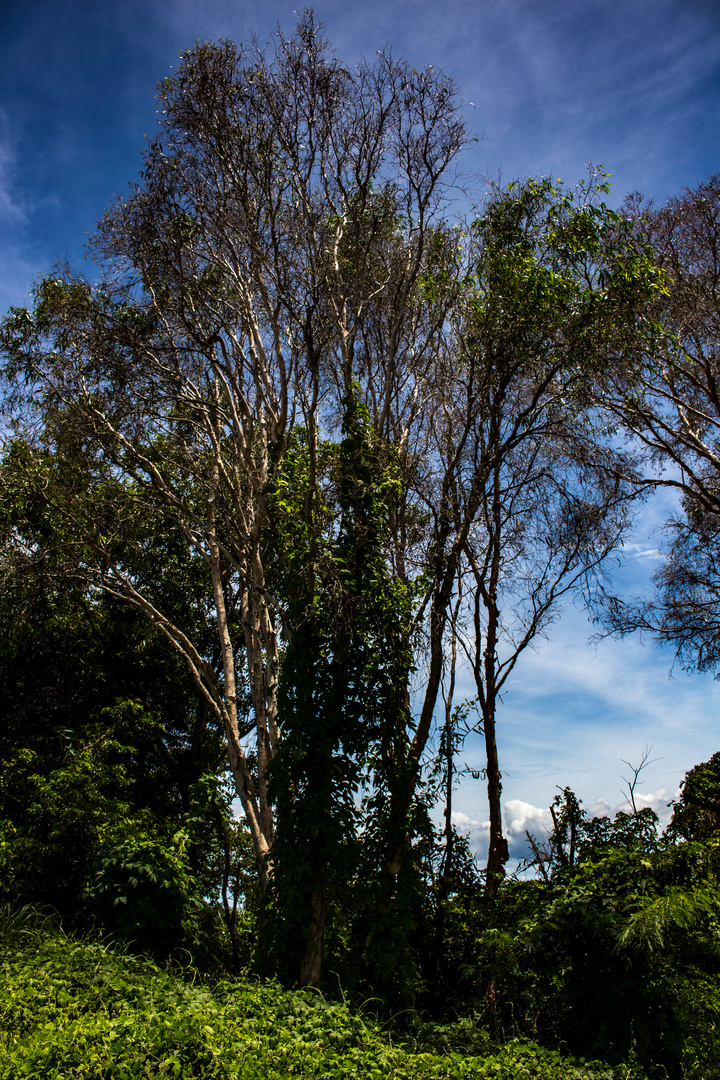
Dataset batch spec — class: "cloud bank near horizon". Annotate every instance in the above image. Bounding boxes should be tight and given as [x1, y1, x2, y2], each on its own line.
[454, 784, 681, 867]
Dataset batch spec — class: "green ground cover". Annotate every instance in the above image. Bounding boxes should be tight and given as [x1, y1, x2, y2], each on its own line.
[0, 924, 640, 1080]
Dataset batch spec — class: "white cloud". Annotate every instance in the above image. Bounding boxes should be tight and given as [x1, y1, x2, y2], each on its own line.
[504, 798, 553, 842]
[624, 787, 679, 829]
[0, 109, 36, 312]
[452, 810, 489, 860]
[586, 796, 612, 819]
[586, 788, 679, 829]
[622, 542, 662, 562]
[453, 798, 553, 863]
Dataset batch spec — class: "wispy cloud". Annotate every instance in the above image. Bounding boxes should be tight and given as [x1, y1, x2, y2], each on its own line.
[347, 0, 720, 203]
[447, 587, 717, 836]
[0, 247, 35, 313]
[621, 542, 662, 563]
[0, 110, 25, 225]
[0, 109, 36, 312]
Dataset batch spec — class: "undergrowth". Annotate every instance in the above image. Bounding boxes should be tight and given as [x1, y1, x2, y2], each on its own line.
[0, 916, 645, 1079]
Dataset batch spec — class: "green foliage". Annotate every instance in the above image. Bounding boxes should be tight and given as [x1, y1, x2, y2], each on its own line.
[0, 927, 642, 1079]
[184, 775, 261, 971]
[412, 775, 720, 1080]
[616, 884, 717, 953]
[580, 808, 660, 860]
[265, 391, 421, 995]
[0, 163, 666, 1007]
[0, 705, 153, 914]
[463, 173, 665, 393]
[81, 829, 202, 961]
[0, 440, 248, 965]
[668, 751, 720, 842]
[0, 726, 254, 969]
[0, 156, 701, 1061]
[520, 789, 660, 884]
[451, 836, 720, 1078]
[0, 901, 54, 952]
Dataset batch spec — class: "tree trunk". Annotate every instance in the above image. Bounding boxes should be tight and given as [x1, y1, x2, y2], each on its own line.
[484, 706, 509, 898]
[299, 892, 331, 987]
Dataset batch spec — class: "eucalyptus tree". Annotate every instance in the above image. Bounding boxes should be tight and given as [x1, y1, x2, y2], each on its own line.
[1, 14, 466, 983]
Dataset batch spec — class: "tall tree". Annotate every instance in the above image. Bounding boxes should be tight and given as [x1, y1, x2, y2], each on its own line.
[423, 176, 662, 890]
[601, 176, 720, 673]
[1, 13, 465, 984]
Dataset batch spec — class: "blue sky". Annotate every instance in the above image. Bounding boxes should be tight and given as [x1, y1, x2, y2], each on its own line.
[2, 0, 720, 858]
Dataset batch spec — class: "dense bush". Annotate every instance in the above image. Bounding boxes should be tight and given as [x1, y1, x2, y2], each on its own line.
[431, 813, 720, 1079]
[0, 918, 643, 1080]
